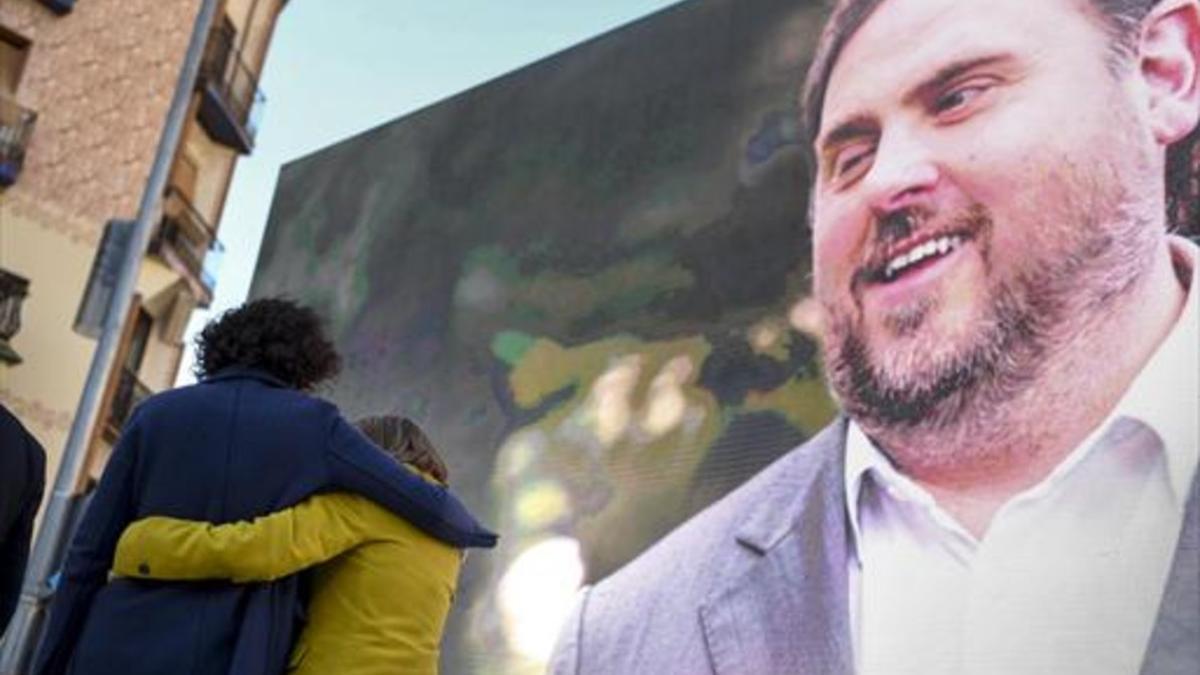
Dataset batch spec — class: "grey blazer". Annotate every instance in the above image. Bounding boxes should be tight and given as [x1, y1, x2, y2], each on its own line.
[547, 419, 1199, 675]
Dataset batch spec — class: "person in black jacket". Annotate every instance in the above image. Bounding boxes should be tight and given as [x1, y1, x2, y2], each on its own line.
[0, 402, 46, 635]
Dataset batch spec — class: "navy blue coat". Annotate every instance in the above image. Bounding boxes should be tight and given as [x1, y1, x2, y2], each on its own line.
[32, 368, 497, 675]
[1, 403, 46, 634]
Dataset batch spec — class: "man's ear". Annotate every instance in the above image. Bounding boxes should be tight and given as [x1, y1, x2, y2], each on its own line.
[1139, 0, 1200, 145]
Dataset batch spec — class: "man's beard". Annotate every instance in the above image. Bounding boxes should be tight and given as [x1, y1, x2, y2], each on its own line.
[827, 271, 1051, 432]
[821, 196, 1150, 439]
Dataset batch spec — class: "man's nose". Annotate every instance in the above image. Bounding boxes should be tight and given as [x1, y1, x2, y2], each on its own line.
[861, 126, 940, 215]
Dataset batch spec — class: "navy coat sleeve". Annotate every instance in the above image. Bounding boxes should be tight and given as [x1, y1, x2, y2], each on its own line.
[324, 416, 498, 549]
[0, 427, 44, 631]
[32, 412, 142, 675]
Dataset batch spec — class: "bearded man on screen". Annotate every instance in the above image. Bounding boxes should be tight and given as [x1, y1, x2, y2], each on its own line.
[549, 0, 1200, 673]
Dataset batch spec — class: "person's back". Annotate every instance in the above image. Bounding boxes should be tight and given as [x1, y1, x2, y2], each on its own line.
[293, 494, 460, 675]
[35, 300, 496, 675]
[111, 415, 468, 675]
[62, 374, 351, 673]
[284, 417, 463, 674]
[0, 403, 46, 634]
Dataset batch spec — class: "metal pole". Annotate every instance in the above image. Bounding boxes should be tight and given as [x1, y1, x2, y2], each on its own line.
[0, 0, 220, 671]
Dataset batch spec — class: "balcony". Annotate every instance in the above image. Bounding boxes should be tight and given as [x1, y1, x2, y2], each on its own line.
[0, 269, 29, 365]
[0, 96, 37, 187]
[196, 28, 265, 153]
[37, 0, 75, 14]
[106, 366, 151, 437]
[149, 187, 224, 306]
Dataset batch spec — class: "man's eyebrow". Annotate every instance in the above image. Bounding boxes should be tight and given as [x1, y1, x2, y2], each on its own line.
[817, 114, 878, 156]
[902, 53, 1015, 107]
[815, 53, 1015, 157]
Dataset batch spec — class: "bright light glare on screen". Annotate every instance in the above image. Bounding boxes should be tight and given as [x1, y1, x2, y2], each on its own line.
[640, 354, 694, 437]
[585, 354, 643, 446]
[789, 295, 824, 338]
[497, 536, 586, 663]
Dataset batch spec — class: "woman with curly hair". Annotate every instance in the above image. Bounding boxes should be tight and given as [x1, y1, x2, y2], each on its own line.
[33, 298, 496, 675]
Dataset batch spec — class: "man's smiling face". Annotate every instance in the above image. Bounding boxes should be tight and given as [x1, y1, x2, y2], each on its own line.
[809, 0, 1162, 430]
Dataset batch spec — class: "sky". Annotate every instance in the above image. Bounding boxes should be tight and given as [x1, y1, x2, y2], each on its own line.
[178, 0, 683, 384]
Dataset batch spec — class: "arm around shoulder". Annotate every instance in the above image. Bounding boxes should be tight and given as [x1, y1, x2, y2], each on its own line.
[324, 416, 498, 549]
[114, 492, 373, 583]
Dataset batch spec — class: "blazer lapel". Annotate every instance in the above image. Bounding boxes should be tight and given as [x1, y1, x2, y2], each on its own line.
[699, 420, 855, 675]
[1140, 471, 1199, 674]
[694, 419, 1197, 675]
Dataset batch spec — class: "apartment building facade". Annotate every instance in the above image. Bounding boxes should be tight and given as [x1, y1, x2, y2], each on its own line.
[0, 0, 287, 497]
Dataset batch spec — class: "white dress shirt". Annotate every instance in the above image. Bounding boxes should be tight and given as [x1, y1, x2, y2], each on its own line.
[845, 237, 1199, 675]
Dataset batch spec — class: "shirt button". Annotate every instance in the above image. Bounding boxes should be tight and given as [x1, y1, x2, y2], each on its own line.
[138, 563, 150, 575]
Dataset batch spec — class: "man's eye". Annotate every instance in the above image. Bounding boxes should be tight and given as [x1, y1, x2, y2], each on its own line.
[834, 147, 873, 180]
[933, 82, 991, 118]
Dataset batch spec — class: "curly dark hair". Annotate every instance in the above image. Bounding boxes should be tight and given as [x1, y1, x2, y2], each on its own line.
[193, 298, 341, 390]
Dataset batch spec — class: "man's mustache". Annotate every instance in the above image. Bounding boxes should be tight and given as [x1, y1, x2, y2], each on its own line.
[851, 204, 990, 290]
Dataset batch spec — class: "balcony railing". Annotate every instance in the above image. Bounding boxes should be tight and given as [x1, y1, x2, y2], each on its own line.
[107, 366, 151, 436]
[196, 28, 265, 153]
[37, 0, 75, 14]
[149, 187, 224, 304]
[0, 269, 30, 365]
[0, 96, 37, 187]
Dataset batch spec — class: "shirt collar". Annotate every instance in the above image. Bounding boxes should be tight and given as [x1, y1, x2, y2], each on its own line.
[843, 420, 921, 563]
[843, 235, 1199, 549]
[202, 366, 291, 389]
[1106, 236, 1198, 504]
[843, 421, 877, 565]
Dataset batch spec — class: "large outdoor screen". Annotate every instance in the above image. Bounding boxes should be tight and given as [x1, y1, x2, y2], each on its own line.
[248, 0, 1199, 672]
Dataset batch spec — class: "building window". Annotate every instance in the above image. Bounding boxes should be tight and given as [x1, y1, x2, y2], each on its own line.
[0, 26, 30, 97]
[106, 308, 153, 435]
[196, 15, 265, 153]
[0, 26, 36, 187]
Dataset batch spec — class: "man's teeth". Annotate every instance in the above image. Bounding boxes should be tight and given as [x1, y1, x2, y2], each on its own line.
[883, 235, 963, 280]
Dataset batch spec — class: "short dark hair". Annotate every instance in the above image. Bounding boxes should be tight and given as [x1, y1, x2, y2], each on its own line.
[193, 298, 341, 389]
[355, 415, 450, 484]
[800, 0, 1199, 235]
